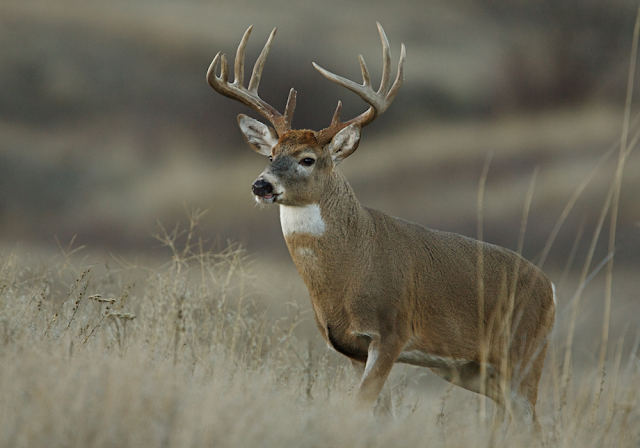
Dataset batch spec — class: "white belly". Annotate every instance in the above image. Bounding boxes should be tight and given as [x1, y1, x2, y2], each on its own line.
[397, 350, 470, 368]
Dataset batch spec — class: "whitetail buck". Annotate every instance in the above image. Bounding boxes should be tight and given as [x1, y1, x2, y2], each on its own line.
[207, 24, 555, 427]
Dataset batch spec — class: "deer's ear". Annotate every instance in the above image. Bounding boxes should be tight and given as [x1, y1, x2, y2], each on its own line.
[238, 115, 279, 156]
[328, 124, 361, 165]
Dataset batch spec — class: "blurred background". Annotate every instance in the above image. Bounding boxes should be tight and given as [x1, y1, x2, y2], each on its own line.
[1, 0, 639, 268]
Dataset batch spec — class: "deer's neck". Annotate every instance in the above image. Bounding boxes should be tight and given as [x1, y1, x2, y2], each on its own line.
[279, 171, 372, 280]
[279, 171, 374, 330]
[279, 170, 369, 243]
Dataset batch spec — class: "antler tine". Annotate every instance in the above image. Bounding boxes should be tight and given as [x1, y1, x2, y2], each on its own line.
[314, 23, 405, 144]
[358, 56, 372, 88]
[387, 43, 406, 102]
[330, 101, 343, 125]
[248, 27, 276, 93]
[376, 22, 391, 95]
[221, 54, 230, 82]
[312, 62, 376, 105]
[206, 26, 295, 135]
[283, 88, 297, 130]
[207, 52, 220, 84]
[233, 25, 253, 87]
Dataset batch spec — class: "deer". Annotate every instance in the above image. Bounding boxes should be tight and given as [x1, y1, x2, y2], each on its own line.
[206, 23, 556, 428]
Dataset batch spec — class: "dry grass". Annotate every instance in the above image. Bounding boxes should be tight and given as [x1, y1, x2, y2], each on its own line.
[0, 205, 638, 447]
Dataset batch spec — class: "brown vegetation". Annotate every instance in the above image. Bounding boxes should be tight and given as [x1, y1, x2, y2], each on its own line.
[0, 212, 638, 446]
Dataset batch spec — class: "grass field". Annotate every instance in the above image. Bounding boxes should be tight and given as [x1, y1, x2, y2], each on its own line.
[0, 207, 638, 447]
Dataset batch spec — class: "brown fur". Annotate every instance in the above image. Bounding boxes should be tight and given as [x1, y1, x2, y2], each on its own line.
[277, 130, 318, 147]
[270, 133, 555, 426]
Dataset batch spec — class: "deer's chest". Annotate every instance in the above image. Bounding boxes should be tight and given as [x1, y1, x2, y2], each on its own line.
[280, 205, 330, 284]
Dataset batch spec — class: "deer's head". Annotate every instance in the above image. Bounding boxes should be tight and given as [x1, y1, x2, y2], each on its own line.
[207, 24, 405, 206]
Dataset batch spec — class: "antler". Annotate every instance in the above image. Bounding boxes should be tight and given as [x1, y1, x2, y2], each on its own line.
[314, 22, 405, 145]
[207, 26, 297, 136]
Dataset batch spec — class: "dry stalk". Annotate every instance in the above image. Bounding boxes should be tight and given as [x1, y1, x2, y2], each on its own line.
[603, 333, 626, 432]
[476, 151, 492, 424]
[560, 181, 615, 407]
[593, 3, 640, 422]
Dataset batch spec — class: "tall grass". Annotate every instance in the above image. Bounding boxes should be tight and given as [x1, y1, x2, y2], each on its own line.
[0, 213, 360, 447]
[0, 204, 638, 446]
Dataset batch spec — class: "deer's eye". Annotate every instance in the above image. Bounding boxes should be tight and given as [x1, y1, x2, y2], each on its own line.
[300, 158, 315, 167]
[269, 156, 273, 162]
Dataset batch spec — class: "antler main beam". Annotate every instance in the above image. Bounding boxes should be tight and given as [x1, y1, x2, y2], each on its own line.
[207, 26, 296, 136]
[314, 22, 405, 144]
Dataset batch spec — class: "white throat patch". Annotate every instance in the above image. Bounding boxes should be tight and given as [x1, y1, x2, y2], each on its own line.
[280, 204, 326, 237]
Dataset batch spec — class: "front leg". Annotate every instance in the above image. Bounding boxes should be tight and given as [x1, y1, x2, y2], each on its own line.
[354, 334, 402, 414]
[351, 359, 395, 418]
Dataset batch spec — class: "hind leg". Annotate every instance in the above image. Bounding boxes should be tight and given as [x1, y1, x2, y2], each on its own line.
[510, 342, 549, 432]
[430, 361, 506, 423]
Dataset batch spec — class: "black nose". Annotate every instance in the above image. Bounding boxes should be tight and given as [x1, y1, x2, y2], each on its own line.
[252, 179, 273, 197]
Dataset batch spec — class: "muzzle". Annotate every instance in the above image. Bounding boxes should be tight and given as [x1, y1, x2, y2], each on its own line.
[252, 179, 274, 198]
